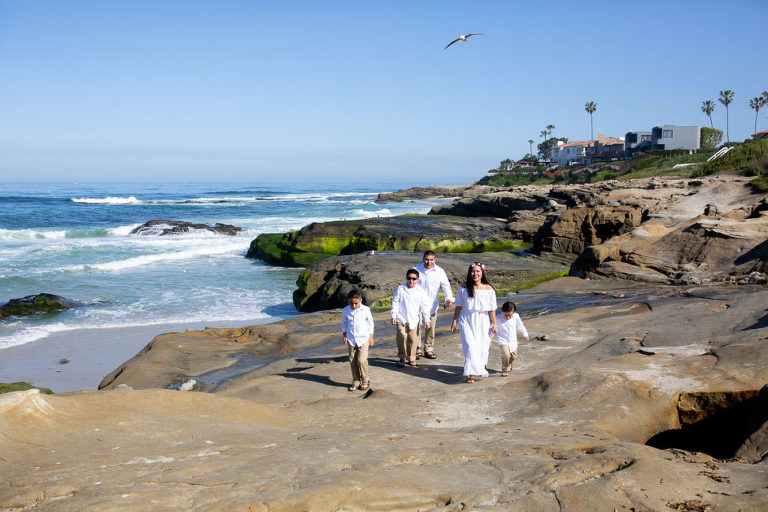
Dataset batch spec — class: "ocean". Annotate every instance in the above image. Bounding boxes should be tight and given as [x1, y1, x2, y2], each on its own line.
[0, 181, 442, 355]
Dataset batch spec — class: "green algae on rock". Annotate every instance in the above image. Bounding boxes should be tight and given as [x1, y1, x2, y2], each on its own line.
[0, 294, 79, 319]
[0, 382, 54, 395]
[246, 214, 529, 267]
[293, 251, 568, 312]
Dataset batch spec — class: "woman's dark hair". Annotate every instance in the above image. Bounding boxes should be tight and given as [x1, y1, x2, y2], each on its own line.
[465, 262, 492, 297]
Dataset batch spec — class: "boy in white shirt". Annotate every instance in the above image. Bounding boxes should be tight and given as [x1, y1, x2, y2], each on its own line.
[391, 268, 431, 367]
[341, 288, 374, 391]
[496, 301, 529, 377]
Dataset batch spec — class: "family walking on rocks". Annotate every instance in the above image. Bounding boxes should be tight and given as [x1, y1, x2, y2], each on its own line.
[342, 251, 529, 390]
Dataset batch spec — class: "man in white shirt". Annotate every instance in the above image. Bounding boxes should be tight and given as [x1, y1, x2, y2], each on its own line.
[412, 250, 454, 359]
[391, 268, 432, 367]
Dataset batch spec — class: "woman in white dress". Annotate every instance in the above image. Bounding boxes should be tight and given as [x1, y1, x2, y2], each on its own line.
[451, 262, 498, 383]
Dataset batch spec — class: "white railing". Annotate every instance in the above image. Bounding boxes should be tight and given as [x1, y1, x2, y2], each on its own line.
[707, 146, 733, 162]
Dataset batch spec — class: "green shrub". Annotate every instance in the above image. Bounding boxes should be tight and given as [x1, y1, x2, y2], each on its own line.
[700, 127, 723, 150]
[749, 175, 768, 192]
[693, 139, 768, 177]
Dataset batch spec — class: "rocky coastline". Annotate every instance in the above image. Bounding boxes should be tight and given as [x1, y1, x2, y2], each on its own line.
[2, 174, 767, 511]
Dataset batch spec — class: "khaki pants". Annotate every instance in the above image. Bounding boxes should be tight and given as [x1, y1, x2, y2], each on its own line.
[396, 322, 419, 363]
[348, 343, 369, 385]
[417, 311, 438, 354]
[500, 345, 518, 373]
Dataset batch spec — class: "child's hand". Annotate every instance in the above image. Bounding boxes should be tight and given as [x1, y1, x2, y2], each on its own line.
[451, 319, 458, 332]
[425, 322, 431, 330]
[391, 318, 397, 326]
[369, 336, 374, 347]
[491, 324, 498, 335]
[343, 336, 349, 345]
[524, 336, 530, 342]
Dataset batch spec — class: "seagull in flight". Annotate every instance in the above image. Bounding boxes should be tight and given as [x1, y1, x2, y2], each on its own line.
[444, 33, 483, 50]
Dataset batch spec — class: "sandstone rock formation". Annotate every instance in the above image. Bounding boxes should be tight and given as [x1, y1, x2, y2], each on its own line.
[130, 220, 242, 236]
[4, 279, 767, 511]
[571, 179, 768, 284]
[247, 215, 529, 267]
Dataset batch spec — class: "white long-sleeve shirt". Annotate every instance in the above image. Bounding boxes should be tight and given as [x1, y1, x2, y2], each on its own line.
[341, 304, 374, 347]
[391, 283, 431, 328]
[496, 311, 528, 352]
[412, 263, 454, 315]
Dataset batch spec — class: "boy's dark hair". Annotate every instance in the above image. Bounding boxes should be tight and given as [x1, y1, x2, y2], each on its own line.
[502, 301, 516, 313]
[347, 288, 363, 299]
[406, 268, 419, 278]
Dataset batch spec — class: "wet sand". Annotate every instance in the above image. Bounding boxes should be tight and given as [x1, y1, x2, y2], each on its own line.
[0, 319, 279, 393]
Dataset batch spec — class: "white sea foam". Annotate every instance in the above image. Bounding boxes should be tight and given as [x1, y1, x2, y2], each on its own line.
[70, 196, 141, 205]
[66, 244, 245, 272]
[0, 306, 280, 349]
[0, 228, 68, 240]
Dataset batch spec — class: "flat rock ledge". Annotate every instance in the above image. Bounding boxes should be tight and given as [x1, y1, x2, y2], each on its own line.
[3, 279, 767, 511]
[246, 214, 529, 267]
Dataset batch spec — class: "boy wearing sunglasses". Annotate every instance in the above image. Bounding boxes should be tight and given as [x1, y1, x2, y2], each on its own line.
[391, 268, 432, 367]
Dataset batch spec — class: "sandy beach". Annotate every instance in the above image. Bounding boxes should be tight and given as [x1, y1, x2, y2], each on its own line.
[0, 319, 280, 393]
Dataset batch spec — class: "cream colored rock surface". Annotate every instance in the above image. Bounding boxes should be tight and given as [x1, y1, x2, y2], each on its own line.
[2, 279, 768, 511]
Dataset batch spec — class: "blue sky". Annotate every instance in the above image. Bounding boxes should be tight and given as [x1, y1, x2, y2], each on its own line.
[1, 0, 766, 184]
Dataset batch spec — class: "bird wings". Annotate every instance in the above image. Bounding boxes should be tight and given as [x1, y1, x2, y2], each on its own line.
[444, 33, 482, 50]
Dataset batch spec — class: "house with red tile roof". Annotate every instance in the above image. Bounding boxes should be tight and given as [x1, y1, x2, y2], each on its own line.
[551, 140, 595, 167]
[752, 130, 768, 140]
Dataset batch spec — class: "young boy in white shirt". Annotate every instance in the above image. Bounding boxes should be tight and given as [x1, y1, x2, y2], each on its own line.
[391, 268, 431, 367]
[496, 301, 529, 377]
[341, 288, 374, 391]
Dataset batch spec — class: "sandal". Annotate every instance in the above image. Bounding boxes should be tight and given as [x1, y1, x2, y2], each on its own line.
[501, 372, 509, 377]
[359, 382, 370, 391]
[407, 361, 418, 368]
[415, 349, 422, 359]
[466, 377, 475, 384]
[397, 359, 405, 367]
[424, 352, 437, 359]
[348, 383, 360, 391]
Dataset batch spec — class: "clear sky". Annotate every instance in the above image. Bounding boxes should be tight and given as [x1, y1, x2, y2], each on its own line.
[1, 0, 766, 184]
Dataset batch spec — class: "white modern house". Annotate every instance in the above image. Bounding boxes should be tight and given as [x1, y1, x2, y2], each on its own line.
[625, 124, 700, 156]
[551, 140, 595, 167]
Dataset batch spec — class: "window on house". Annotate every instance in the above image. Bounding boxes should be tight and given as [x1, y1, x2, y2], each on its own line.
[663, 130, 673, 138]
[641, 135, 651, 142]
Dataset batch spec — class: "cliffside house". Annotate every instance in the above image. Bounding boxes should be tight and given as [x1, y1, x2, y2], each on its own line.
[625, 124, 700, 157]
[752, 130, 768, 140]
[551, 140, 595, 167]
[579, 134, 626, 165]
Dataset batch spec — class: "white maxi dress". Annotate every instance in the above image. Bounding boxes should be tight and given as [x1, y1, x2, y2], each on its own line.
[455, 286, 497, 377]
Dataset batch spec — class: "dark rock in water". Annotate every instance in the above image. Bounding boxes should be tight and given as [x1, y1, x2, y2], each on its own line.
[0, 294, 80, 318]
[131, 220, 242, 236]
[247, 214, 529, 267]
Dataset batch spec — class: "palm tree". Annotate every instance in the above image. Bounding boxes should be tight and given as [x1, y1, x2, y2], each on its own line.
[528, 139, 534, 155]
[584, 101, 597, 140]
[749, 97, 764, 134]
[546, 124, 555, 139]
[701, 100, 715, 129]
[540, 130, 548, 141]
[718, 90, 734, 143]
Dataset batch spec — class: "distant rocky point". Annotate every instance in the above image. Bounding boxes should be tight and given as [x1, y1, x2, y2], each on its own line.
[130, 220, 242, 236]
